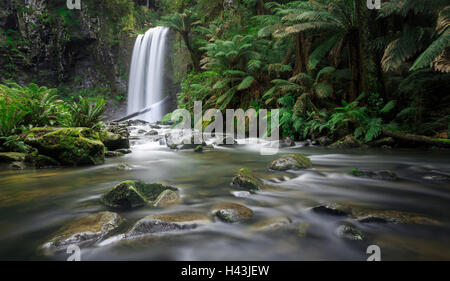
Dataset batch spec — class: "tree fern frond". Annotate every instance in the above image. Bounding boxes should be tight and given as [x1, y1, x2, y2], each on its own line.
[410, 29, 450, 71]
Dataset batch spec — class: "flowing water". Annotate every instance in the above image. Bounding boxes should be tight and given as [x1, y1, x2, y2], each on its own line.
[127, 27, 170, 122]
[0, 125, 449, 261]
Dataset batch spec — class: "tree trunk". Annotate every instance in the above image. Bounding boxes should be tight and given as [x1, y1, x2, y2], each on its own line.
[383, 130, 450, 148]
[294, 33, 309, 74]
[281, 36, 294, 65]
[348, 29, 361, 102]
[182, 33, 201, 73]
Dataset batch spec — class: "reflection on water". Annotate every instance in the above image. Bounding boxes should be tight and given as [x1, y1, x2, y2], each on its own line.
[0, 127, 449, 261]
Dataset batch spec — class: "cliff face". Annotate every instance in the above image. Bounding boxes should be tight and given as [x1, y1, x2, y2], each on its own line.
[0, 0, 136, 97]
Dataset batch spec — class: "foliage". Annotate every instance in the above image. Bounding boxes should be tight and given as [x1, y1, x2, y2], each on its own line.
[65, 97, 106, 129]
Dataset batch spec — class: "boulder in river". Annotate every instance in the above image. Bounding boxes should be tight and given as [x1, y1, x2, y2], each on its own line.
[212, 203, 254, 223]
[249, 217, 291, 231]
[100, 131, 130, 151]
[152, 189, 181, 207]
[329, 135, 361, 149]
[268, 154, 312, 171]
[101, 180, 179, 210]
[145, 130, 158, 136]
[126, 213, 211, 237]
[43, 211, 121, 250]
[105, 150, 124, 158]
[349, 168, 398, 181]
[336, 225, 364, 241]
[23, 127, 105, 166]
[0, 152, 26, 163]
[231, 168, 262, 190]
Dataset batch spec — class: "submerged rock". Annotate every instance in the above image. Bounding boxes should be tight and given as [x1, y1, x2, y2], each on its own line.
[336, 225, 364, 241]
[212, 203, 254, 223]
[105, 151, 124, 158]
[268, 154, 312, 171]
[23, 127, 105, 166]
[250, 217, 291, 231]
[126, 213, 211, 237]
[231, 168, 262, 190]
[101, 180, 179, 210]
[349, 168, 398, 181]
[329, 135, 361, 149]
[312, 205, 350, 217]
[116, 163, 133, 170]
[115, 149, 132, 154]
[152, 189, 181, 207]
[43, 211, 121, 250]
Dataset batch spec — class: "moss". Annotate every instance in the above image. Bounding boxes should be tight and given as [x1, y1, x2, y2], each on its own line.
[0, 152, 27, 163]
[23, 127, 105, 166]
[268, 154, 312, 171]
[232, 168, 262, 190]
[101, 180, 178, 210]
[349, 168, 365, 177]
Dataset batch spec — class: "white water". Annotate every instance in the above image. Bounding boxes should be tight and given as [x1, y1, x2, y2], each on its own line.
[127, 26, 170, 122]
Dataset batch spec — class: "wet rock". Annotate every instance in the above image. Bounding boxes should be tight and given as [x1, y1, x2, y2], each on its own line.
[145, 130, 158, 136]
[23, 128, 105, 166]
[250, 217, 291, 231]
[212, 203, 254, 223]
[100, 131, 130, 151]
[101, 180, 178, 210]
[0, 152, 26, 163]
[317, 136, 332, 146]
[126, 213, 211, 237]
[152, 190, 181, 207]
[422, 173, 450, 182]
[231, 168, 262, 190]
[115, 149, 132, 154]
[137, 129, 147, 134]
[268, 154, 312, 171]
[25, 152, 60, 168]
[312, 205, 349, 217]
[127, 120, 149, 126]
[105, 151, 124, 158]
[43, 211, 121, 250]
[150, 125, 162, 129]
[9, 161, 26, 170]
[357, 216, 391, 224]
[349, 168, 398, 181]
[165, 131, 205, 150]
[116, 163, 133, 170]
[329, 135, 361, 149]
[336, 225, 364, 241]
[369, 137, 395, 147]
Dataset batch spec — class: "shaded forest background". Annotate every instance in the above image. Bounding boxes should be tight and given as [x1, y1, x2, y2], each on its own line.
[0, 0, 449, 144]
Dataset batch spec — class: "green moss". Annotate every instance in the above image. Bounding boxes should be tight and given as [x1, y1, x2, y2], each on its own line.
[232, 168, 262, 190]
[349, 168, 365, 177]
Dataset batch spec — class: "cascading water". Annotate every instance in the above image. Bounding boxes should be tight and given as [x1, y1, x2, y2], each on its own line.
[127, 26, 170, 122]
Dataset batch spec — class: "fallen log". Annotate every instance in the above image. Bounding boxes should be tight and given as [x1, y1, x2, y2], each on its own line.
[383, 129, 450, 148]
[113, 96, 171, 122]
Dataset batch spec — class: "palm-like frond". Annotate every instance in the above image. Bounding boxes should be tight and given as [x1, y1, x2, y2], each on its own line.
[410, 29, 450, 71]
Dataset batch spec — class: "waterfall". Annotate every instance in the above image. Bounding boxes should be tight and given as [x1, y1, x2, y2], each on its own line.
[127, 26, 170, 122]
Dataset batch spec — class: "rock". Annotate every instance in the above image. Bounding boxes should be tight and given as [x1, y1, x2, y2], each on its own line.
[215, 135, 237, 146]
[116, 163, 133, 170]
[329, 135, 361, 149]
[9, 161, 26, 170]
[105, 151, 124, 158]
[0, 152, 26, 163]
[43, 212, 121, 250]
[250, 217, 291, 231]
[145, 130, 158, 136]
[152, 190, 181, 207]
[150, 125, 162, 129]
[212, 203, 254, 223]
[165, 131, 205, 150]
[137, 129, 147, 134]
[336, 225, 364, 241]
[100, 131, 130, 151]
[127, 120, 149, 126]
[101, 180, 179, 210]
[317, 136, 331, 146]
[115, 149, 132, 154]
[268, 154, 312, 171]
[231, 168, 262, 190]
[23, 128, 105, 166]
[312, 205, 350, 217]
[126, 213, 211, 237]
[25, 152, 60, 168]
[349, 168, 398, 181]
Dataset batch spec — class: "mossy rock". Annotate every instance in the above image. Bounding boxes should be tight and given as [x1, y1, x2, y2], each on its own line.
[212, 203, 254, 223]
[126, 213, 211, 237]
[23, 127, 105, 166]
[152, 189, 181, 207]
[349, 168, 397, 181]
[329, 135, 361, 149]
[231, 168, 262, 190]
[0, 152, 26, 163]
[105, 150, 124, 158]
[101, 180, 179, 210]
[268, 154, 312, 171]
[42, 211, 121, 250]
[336, 225, 364, 241]
[100, 130, 130, 151]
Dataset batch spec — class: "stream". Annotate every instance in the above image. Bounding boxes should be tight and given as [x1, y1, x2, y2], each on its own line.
[0, 124, 449, 261]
